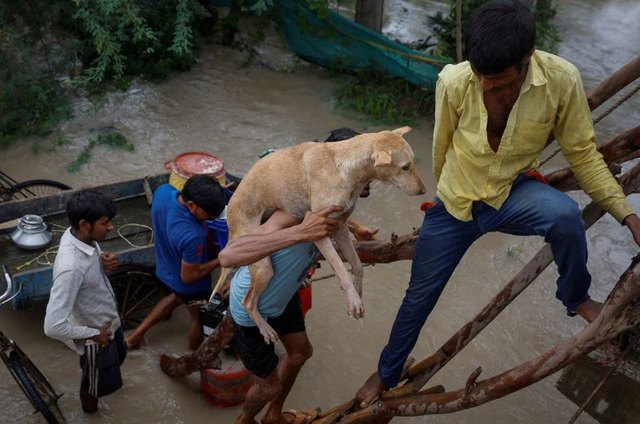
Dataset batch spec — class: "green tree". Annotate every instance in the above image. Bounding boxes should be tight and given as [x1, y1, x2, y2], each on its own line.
[0, 0, 211, 146]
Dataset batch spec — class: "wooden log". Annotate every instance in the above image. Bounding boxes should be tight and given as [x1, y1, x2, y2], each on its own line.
[338, 260, 640, 423]
[597, 125, 640, 164]
[587, 55, 640, 111]
[351, 230, 419, 264]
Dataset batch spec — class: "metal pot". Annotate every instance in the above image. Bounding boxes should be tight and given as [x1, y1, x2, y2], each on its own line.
[11, 215, 52, 250]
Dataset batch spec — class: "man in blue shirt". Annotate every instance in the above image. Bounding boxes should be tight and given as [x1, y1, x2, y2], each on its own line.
[126, 174, 227, 350]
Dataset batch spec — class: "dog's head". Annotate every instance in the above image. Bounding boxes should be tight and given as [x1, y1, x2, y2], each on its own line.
[370, 126, 426, 196]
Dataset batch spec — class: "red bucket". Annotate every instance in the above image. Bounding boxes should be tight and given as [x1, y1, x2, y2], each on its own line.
[201, 352, 254, 408]
[164, 152, 225, 190]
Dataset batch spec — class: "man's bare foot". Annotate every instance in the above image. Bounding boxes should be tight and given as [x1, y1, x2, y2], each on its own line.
[265, 409, 319, 424]
[355, 371, 387, 409]
[574, 299, 604, 324]
[125, 333, 146, 350]
[160, 354, 178, 376]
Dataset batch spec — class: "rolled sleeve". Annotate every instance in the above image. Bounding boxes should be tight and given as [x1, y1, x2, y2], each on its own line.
[555, 67, 633, 223]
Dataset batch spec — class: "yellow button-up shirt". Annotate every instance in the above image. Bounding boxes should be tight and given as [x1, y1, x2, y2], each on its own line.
[433, 50, 633, 223]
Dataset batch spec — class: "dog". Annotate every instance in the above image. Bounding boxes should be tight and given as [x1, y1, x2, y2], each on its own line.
[213, 126, 426, 343]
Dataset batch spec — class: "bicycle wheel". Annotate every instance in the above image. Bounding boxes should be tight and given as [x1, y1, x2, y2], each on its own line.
[9, 351, 64, 424]
[107, 266, 171, 330]
[11, 180, 72, 199]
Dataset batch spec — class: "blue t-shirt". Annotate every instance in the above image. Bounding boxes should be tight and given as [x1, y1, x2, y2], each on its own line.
[152, 184, 211, 294]
[230, 242, 319, 327]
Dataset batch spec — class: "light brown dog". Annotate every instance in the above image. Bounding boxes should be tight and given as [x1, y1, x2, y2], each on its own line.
[213, 127, 426, 343]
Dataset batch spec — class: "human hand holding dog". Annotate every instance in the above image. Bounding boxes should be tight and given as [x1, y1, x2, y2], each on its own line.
[298, 205, 343, 242]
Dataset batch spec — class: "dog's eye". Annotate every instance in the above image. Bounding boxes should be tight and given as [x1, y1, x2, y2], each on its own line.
[402, 164, 411, 171]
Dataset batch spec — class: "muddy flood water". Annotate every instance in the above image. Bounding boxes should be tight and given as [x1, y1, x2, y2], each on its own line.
[1, 0, 640, 423]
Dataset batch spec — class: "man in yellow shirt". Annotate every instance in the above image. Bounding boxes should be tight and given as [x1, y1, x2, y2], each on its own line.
[356, 0, 640, 407]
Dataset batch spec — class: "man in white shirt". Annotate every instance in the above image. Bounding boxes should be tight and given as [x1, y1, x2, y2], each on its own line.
[44, 189, 125, 413]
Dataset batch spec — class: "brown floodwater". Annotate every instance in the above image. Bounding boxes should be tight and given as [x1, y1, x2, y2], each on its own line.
[1, 0, 640, 423]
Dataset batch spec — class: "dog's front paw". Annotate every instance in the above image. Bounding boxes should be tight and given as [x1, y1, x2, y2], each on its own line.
[259, 323, 279, 345]
[354, 275, 363, 297]
[348, 295, 365, 319]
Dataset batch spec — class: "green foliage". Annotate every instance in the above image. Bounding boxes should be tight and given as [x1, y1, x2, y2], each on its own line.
[327, 53, 352, 77]
[532, 0, 560, 54]
[0, 1, 75, 146]
[429, 0, 560, 61]
[68, 133, 134, 173]
[332, 66, 435, 126]
[45, 137, 72, 153]
[71, 0, 208, 85]
[31, 137, 72, 154]
[1, 0, 213, 145]
[249, 0, 331, 17]
[506, 246, 523, 258]
[0, 66, 75, 146]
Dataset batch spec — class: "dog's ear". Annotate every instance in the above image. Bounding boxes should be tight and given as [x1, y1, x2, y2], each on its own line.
[372, 150, 392, 166]
[393, 126, 412, 137]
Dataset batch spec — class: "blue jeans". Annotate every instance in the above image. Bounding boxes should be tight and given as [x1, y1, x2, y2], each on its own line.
[377, 174, 590, 387]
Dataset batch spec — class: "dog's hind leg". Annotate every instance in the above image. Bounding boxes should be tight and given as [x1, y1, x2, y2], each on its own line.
[331, 221, 364, 297]
[314, 236, 364, 319]
[241, 257, 279, 344]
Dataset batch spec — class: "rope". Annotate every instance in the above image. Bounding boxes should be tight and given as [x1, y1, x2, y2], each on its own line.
[15, 246, 59, 271]
[117, 223, 154, 248]
[538, 82, 640, 167]
[14, 223, 154, 271]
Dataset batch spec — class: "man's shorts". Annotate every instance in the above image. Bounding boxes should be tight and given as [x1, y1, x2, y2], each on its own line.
[232, 292, 306, 379]
[159, 279, 212, 305]
[79, 327, 127, 398]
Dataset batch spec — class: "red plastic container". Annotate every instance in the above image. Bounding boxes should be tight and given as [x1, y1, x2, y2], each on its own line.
[299, 286, 312, 318]
[201, 352, 255, 408]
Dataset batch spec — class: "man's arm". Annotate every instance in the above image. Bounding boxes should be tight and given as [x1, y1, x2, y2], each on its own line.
[432, 76, 458, 182]
[218, 205, 342, 268]
[44, 269, 104, 343]
[623, 214, 640, 247]
[555, 66, 635, 224]
[181, 257, 221, 283]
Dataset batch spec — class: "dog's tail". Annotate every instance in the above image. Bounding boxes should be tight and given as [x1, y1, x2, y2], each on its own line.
[213, 267, 229, 298]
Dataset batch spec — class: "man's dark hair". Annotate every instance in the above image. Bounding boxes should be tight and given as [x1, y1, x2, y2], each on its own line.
[324, 127, 361, 142]
[67, 189, 117, 230]
[465, 0, 536, 75]
[182, 174, 227, 218]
